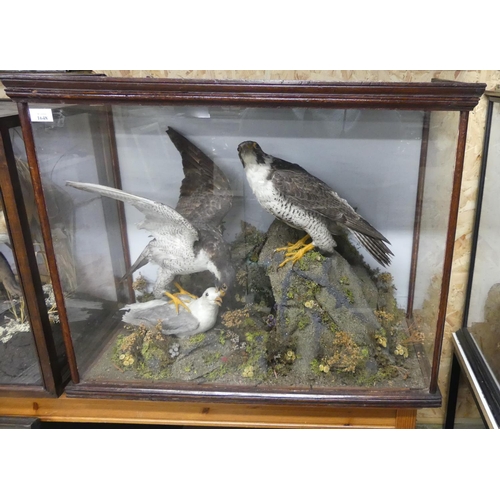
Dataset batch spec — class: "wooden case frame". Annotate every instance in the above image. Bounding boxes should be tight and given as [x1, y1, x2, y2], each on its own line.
[0, 74, 486, 409]
[0, 102, 63, 397]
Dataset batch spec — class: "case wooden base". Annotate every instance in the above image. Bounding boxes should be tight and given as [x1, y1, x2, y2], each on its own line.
[0, 394, 416, 428]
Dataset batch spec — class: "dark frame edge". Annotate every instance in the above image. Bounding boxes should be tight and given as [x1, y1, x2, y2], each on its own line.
[64, 382, 442, 409]
[0, 384, 52, 399]
[452, 328, 500, 427]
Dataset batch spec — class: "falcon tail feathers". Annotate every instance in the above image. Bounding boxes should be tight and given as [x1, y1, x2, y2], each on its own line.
[120, 252, 149, 282]
[344, 217, 391, 244]
[351, 231, 393, 267]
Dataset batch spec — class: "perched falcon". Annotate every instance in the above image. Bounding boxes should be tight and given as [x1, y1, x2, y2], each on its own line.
[66, 127, 234, 310]
[121, 286, 224, 337]
[237, 141, 393, 268]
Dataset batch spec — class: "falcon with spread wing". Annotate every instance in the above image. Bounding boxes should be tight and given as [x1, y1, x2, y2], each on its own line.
[67, 127, 234, 311]
[237, 141, 393, 268]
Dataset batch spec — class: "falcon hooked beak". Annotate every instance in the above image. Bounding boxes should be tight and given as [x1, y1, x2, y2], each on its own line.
[215, 284, 227, 306]
[237, 141, 258, 152]
[237, 141, 265, 165]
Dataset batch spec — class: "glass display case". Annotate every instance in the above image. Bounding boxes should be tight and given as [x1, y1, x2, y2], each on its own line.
[0, 75, 485, 408]
[446, 90, 500, 428]
[0, 100, 66, 396]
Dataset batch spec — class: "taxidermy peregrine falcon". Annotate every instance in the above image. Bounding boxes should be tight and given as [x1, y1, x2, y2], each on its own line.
[67, 127, 234, 311]
[121, 286, 224, 337]
[237, 141, 393, 268]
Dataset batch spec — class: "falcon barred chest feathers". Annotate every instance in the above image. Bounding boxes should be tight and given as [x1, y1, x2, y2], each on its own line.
[237, 141, 393, 268]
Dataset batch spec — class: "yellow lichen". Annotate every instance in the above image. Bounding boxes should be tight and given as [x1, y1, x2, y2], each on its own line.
[374, 332, 387, 347]
[374, 310, 395, 324]
[132, 273, 148, 292]
[323, 331, 363, 374]
[394, 344, 409, 358]
[403, 326, 425, 344]
[236, 269, 248, 287]
[304, 300, 315, 309]
[242, 365, 254, 378]
[221, 307, 250, 328]
[378, 273, 393, 284]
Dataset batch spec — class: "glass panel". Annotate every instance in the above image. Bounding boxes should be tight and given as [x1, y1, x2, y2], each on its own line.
[0, 204, 42, 385]
[453, 373, 487, 429]
[28, 104, 128, 373]
[29, 103, 459, 392]
[0, 104, 43, 385]
[413, 111, 459, 373]
[467, 99, 500, 387]
[8, 124, 67, 372]
[0, 225, 42, 386]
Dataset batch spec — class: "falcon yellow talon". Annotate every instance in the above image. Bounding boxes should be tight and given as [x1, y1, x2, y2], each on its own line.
[173, 282, 198, 299]
[275, 234, 312, 254]
[164, 291, 192, 314]
[278, 242, 316, 268]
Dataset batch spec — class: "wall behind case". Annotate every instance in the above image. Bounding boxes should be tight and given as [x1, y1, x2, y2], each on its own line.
[2, 70, 498, 425]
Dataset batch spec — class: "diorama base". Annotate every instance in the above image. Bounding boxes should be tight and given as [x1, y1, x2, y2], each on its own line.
[0, 394, 417, 428]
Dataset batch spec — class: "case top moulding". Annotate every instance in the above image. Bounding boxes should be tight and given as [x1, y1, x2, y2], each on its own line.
[0, 74, 486, 111]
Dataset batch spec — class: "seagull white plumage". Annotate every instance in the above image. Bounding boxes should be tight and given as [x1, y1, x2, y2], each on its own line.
[120, 286, 224, 337]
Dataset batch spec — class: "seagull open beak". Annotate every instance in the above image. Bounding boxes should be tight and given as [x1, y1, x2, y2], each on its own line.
[215, 285, 226, 306]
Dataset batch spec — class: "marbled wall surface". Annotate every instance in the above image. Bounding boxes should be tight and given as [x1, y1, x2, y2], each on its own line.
[2, 70, 500, 425]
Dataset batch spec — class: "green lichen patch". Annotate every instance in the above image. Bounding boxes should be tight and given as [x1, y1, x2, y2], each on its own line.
[205, 363, 230, 381]
[297, 250, 325, 271]
[187, 333, 206, 346]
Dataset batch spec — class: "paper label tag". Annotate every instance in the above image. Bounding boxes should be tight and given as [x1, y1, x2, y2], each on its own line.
[29, 108, 54, 122]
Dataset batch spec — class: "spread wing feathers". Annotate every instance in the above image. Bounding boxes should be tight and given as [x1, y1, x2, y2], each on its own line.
[65, 181, 199, 243]
[167, 127, 233, 227]
[270, 161, 390, 243]
[121, 299, 200, 333]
